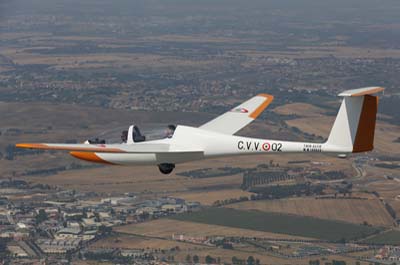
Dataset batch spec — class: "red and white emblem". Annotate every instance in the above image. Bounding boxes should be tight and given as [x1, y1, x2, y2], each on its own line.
[231, 107, 249, 113]
[262, 142, 270, 151]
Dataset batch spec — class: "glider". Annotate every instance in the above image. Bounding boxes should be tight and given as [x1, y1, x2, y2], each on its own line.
[16, 86, 384, 174]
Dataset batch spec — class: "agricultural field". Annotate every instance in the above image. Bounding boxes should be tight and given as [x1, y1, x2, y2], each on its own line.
[115, 218, 311, 240]
[226, 197, 394, 226]
[112, 225, 370, 265]
[170, 207, 381, 242]
[91, 234, 193, 250]
[273, 102, 329, 118]
[93, 233, 355, 265]
[362, 229, 400, 245]
[170, 189, 254, 206]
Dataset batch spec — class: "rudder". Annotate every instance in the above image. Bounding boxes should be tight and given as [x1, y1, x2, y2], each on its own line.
[352, 95, 378, 152]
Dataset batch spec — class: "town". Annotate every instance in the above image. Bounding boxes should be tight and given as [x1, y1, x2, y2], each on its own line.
[0, 178, 200, 262]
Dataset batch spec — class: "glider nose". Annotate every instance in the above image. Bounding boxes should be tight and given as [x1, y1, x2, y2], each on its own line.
[16, 143, 46, 149]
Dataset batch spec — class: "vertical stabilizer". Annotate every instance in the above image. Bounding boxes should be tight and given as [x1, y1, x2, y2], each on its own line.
[325, 87, 383, 153]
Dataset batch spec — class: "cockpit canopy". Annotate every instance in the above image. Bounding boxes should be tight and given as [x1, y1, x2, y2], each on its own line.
[121, 125, 146, 143]
[87, 124, 176, 144]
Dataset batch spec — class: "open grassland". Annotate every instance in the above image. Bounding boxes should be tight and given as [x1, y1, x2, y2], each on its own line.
[273, 103, 328, 117]
[226, 197, 394, 226]
[170, 189, 254, 205]
[373, 122, 400, 155]
[285, 116, 333, 140]
[171, 207, 381, 242]
[2, 47, 223, 71]
[93, 234, 366, 265]
[91, 234, 193, 250]
[173, 249, 370, 265]
[365, 178, 400, 202]
[240, 46, 400, 60]
[112, 223, 372, 264]
[12, 152, 353, 194]
[362, 230, 400, 245]
[115, 218, 312, 240]
[28, 167, 244, 194]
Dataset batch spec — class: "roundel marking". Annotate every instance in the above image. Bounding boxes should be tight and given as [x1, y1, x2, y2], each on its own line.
[262, 142, 270, 151]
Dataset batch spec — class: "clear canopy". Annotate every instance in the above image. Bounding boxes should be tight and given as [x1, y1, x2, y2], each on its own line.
[87, 124, 176, 144]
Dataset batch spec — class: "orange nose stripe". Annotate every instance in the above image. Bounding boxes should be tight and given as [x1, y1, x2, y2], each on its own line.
[16, 143, 48, 149]
[70, 152, 115, 165]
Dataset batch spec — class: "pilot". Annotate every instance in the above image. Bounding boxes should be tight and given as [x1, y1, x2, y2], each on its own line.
[121, 130, 128, 143]
[165, 124, 176, 138]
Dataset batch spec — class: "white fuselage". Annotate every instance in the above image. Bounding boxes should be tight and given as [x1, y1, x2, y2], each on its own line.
[90, 125, 348, 166]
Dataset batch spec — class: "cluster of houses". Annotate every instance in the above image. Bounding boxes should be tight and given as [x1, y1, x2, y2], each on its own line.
[0, 179, 200, 260]
[374, 246, 400, 264]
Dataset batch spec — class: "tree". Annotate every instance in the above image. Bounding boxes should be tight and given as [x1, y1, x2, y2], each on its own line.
[186, 254, 192, 263]
[205, 255, 214, 264]
[66, 250, 73, 262]
[35, 209, 48, 224]
[247, 256, 255, 265]
[98, 225, 112, 235]
[223, 242, 233, 249]
[332, 260, 346, 265]
[82, 208, 88, 218]
[232, 256, 244, 265]
[193, 255, 199, 263]
[94, 212, 100, 222]
[0, 238, 10, 258]
[5, 145, 15, 160]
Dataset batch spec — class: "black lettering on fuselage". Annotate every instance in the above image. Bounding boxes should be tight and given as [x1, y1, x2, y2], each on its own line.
[303, 143, 322, 152]
[238, 141, 244, 150]
[237, 141, 264, 151]
[271, 143, 282, 152]
[246, 142, 252, 150]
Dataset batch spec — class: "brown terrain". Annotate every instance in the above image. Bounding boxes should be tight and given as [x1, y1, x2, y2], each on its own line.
[226, 197, 394, 226]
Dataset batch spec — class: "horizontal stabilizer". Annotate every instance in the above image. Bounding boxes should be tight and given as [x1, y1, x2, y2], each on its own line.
[338, 86, 384, 97]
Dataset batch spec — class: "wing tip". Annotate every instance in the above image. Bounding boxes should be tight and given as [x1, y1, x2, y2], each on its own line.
[257, 93, 274, 100]
[250, 93, 274, 119]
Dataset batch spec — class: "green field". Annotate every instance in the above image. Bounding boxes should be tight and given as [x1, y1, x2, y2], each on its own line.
[171, 207, 381, 242]
[363, 230, 400, 245]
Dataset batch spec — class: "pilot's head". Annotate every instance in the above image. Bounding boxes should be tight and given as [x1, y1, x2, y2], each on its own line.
[165, 124, 176, 138]
[121, 130, 128, 143]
